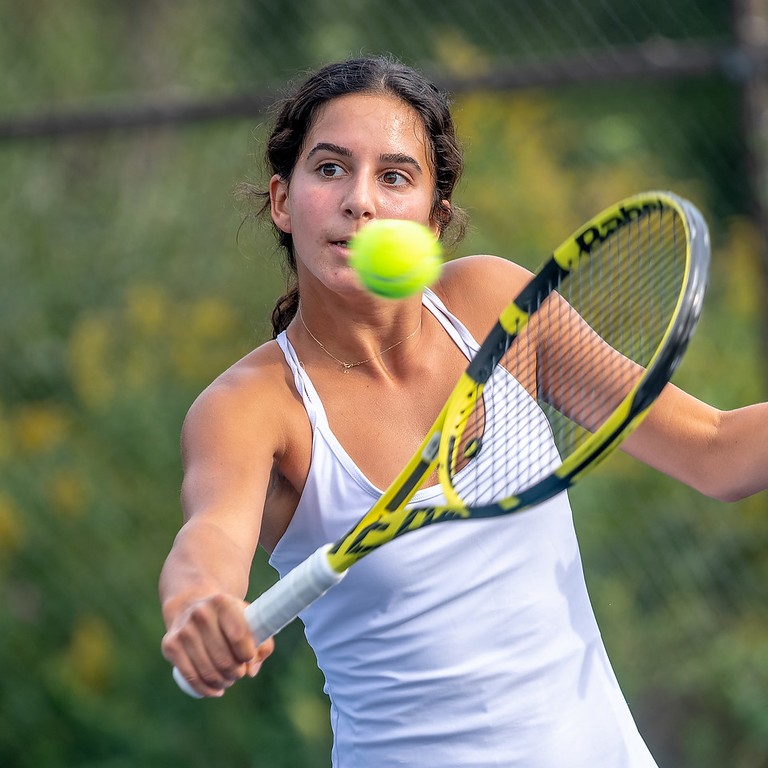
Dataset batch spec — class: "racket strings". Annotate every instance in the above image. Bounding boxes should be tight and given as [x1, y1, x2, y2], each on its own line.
[448, 206, 688, 507]
[539, 208, 686, 460]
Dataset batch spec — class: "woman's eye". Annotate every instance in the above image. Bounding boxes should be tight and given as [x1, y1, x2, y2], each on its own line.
[381, 170, 407, 186]
[318, 163, 343, 178]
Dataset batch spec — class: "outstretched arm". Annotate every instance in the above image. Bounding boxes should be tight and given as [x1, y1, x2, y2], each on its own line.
[624, 385, 768, 502]
[523, 282, 768, 504]
[159, 363, 283, 697]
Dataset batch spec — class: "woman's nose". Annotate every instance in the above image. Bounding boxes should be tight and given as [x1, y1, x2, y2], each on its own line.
[342, 177, 376, 220]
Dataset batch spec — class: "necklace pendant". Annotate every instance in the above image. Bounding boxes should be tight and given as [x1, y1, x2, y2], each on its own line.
[299, 305, 421, 375]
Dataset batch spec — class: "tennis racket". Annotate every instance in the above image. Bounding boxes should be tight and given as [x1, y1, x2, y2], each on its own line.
[174, 190, 710, 697]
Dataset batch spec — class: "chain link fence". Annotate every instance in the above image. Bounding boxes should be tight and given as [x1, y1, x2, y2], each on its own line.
[2, 2, 767, 766]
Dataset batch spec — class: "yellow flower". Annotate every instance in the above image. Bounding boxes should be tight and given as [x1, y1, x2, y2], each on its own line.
[0, 401, 10, 463]
[189, 296, 237, 340]
[172, 297, 239, 381]
[68, 314, 115, 408]
[0, 493, 24, 552]
[125, 283, 168, 337]
[721, 216, 761, 318]
[433, 29, 491, 77]
[12, 402, 69, 455]
[47, 469, 88, 518]
[61, 615, 113, 693]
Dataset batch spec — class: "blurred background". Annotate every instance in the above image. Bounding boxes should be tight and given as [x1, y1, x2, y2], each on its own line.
[1, 1, 767, 766]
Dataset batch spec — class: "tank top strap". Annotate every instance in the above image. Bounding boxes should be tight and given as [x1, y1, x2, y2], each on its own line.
[422, 287, 480, 357]
[274, 331, 329, 432]
[275, 330, 384, 498]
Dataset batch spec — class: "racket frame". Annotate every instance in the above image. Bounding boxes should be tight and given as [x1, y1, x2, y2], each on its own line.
[173, 190, 709, 696]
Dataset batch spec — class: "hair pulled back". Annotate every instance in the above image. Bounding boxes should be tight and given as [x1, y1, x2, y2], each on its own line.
[245, 56, 467, 337]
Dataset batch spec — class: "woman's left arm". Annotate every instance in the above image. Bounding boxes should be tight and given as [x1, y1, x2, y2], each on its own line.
[623, 385, 768, 502]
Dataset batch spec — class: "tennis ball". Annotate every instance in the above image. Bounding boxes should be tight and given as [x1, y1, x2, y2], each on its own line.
[349, 219, 443, 299]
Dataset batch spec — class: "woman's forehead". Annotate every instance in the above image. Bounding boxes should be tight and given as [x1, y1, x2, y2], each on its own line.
[304, 92, 431, 160]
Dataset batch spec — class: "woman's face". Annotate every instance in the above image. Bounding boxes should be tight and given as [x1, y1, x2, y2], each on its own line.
[270, 91, 439, 297]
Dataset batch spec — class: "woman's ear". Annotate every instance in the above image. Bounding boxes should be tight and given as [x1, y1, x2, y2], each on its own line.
[270, 174, 292, 233]
[431, 199, 451, 238]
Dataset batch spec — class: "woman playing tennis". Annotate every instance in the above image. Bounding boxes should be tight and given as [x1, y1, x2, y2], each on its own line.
[159, 56, 768, 767]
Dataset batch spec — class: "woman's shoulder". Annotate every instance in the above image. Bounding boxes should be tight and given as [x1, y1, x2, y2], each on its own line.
[442, 252, 532, 282]
[198, 338, 288, 399]
[431, 254, 533, 332]
[182, 338, 298, 449]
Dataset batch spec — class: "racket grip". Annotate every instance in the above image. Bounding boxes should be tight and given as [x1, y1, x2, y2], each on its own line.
[244, 543, 344, 644]
[172, 544, 344, 698]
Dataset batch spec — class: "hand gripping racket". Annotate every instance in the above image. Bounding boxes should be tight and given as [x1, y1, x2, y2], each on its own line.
[174, 190, 710, 696]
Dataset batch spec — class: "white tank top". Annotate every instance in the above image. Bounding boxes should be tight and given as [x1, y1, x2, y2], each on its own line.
[271, 288, 658, 768]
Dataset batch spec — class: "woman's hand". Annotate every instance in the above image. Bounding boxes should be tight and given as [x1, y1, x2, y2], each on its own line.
[161, 593, 275, 698]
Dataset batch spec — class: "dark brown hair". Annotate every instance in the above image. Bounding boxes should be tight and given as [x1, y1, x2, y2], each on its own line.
[242, 55, 467, 337]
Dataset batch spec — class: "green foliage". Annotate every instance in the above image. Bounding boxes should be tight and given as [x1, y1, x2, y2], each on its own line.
[1, 3, 767, 767]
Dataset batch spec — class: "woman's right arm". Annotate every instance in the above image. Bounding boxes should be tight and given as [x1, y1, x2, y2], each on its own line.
[159, 362, 284, 697]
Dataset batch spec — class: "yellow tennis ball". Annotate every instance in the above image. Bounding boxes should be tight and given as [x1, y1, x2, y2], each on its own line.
[349, 219, 443, 299]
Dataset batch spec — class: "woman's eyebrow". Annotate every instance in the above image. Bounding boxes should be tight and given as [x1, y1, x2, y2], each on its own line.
[306, 143, 422, 174]
[381, 153, 422, 173]
[306, 142, 351, 159]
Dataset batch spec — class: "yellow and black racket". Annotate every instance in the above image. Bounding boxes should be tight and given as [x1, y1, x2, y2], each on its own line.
[174, 190, 710, 697]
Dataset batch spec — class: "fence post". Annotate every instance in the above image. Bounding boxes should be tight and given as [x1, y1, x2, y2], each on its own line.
[731, 0, 768, 381]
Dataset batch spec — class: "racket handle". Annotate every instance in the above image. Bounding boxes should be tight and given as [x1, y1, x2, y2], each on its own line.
[244, 543, 344, 643]
[173, 544, 344, 698]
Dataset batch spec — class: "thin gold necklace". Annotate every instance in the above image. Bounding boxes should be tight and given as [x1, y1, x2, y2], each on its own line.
[299, 307, 421, 374]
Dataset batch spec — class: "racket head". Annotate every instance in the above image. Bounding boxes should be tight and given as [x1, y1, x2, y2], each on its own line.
[329, 191, 710, 570]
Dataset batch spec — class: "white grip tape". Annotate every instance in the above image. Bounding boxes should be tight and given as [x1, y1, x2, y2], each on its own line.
[173, 544, 344, 698]
[173, 665, 201, 698]
[244, 544, 345, 644]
